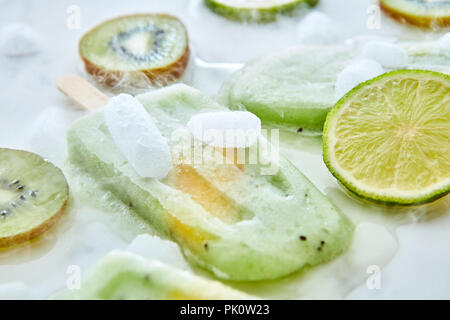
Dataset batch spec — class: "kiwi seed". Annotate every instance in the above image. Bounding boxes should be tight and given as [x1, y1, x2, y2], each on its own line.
[0, 148, 69, 248]
[79, 14, 190, 88]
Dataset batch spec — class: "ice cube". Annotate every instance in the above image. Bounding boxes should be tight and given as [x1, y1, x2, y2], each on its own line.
[187, 111, 261, 148]
[0, 282, 38, 300]
[362, 41, 409, 68]
[439, 33, 450, 50]
[104, 94, 172, 179]
[335, 59, 384, 99]
[126, 234, 190, 270]
[0, 23, 40, 57]
[296, 12, 338, 44]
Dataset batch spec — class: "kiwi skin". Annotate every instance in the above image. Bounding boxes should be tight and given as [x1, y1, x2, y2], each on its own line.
[0, 149, 69, 249]
[79, 14, 190, 88]
[380, 0, 450, 28]
[81, 45, 190, 88]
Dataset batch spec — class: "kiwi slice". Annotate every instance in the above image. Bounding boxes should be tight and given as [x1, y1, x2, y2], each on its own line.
[204, 0, 318, 23]
[79, 14, 190, 87]
[0, 149, 69, 248]
[380, 0, 450, 28]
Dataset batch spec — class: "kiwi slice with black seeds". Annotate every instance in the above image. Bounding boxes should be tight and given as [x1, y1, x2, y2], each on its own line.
[79, 14, 190, 88]
[0, 149, 69, 248]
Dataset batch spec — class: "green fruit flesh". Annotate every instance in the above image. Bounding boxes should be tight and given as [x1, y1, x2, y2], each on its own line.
[204, 0, 317, 22]
[67, 84, 353, 281]
[65, 251, 256, 300]
[79, 14, 188, 72]
[380, 0, 450, 28]
[219, 46, 357, 133]
[0, 149, 69, 247]
[323, 70, 450, 205]
[381, 0, 450, 17]
[402, 41, 450, 74]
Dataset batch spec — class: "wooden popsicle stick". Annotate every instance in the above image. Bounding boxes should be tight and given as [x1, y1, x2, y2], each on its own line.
[56, 75, 109, 110]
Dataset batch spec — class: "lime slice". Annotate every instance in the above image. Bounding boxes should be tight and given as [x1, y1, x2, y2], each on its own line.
[380, 0, 450, 28]
[323, 70, 450, 205]
[204, 0, 318, 22]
